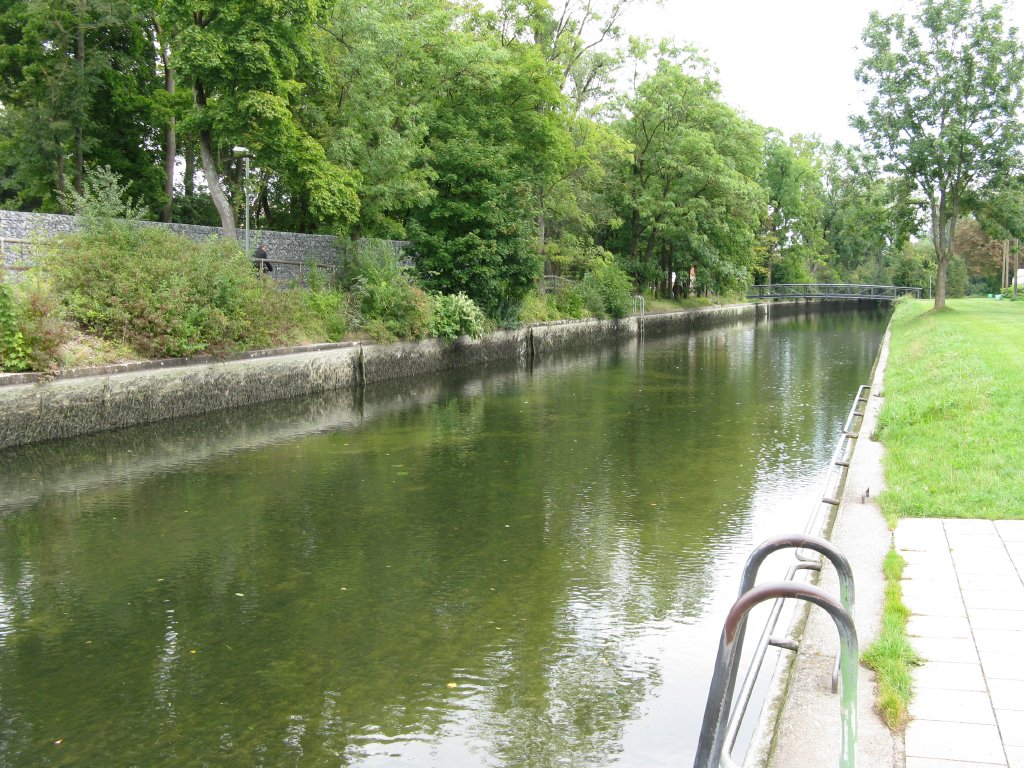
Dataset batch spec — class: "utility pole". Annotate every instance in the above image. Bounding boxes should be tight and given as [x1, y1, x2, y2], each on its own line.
[232, 147, 251, 256]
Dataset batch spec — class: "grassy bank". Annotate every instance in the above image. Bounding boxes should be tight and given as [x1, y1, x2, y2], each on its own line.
[865, 297, 1024, 729]
[878, 298, 1024, 523]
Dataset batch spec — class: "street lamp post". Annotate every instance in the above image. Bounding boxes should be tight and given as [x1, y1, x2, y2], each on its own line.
[232, 146, 251, 256]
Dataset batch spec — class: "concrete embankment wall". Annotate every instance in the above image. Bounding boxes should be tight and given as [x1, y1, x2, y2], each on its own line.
[0, 300, 872, 450]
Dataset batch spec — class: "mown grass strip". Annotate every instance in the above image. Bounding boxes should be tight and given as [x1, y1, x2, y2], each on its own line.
[861, 548, 921, 730]
[878, 298, 1024, 524]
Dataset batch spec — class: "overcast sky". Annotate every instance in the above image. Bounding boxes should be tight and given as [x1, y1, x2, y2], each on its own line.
[620, 0, 1023, 146]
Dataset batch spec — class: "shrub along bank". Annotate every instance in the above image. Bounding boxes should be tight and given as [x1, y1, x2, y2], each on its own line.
[1, 219, 639, 373]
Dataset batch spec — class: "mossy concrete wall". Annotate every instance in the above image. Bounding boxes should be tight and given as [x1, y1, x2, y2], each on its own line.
[0, 301, 855, 449]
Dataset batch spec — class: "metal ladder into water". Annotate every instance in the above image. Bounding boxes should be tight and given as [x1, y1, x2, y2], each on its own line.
[632, 294, 645, 337]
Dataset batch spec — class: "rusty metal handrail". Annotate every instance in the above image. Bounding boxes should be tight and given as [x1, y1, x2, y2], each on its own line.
[693, 581, 858, 768]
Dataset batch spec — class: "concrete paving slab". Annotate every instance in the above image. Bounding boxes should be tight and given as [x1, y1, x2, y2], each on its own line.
[953, 561, 1021, 578]
[906, 760, 1005, 768]
[944, 520, 998, 535]
[902, 549, 956, 567]
[1007, 746, 1024, 768]
[908, 596, 969, 617]
[910, 636, 981, 664]
[972, 629, 1024, 654]
[905, 720, 1006, 764]
[981, 651, 1024, 681]
[988, 679, 1024, 711]
[904, 579, 969, 600]
[967, 608, 1024, 631]
[914, 661, 987, 692]
[963, 591, 1024, 611]
[996, 710, 1024, 747]
[907, 615, 973, 639]
[958, 573, 1024, 592]
[994, 522, 1024, 542]
[908, 689, 995, 724]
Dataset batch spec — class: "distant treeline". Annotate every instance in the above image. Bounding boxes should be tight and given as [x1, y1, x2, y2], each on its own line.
[0, 0, 1003, 311]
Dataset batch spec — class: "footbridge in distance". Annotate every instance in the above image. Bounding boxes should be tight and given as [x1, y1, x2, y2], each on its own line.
[747, 283, 922, 302]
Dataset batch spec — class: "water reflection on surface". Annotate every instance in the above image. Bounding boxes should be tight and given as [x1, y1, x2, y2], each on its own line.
[0, 308, 887, 767]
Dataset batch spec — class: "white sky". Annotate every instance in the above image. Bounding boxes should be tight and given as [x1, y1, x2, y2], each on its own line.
[621, 0, 1023, 145]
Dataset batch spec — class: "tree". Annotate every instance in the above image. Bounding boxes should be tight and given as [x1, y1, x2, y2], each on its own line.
[0, 0, 163, 213]
[406, 28, 566, 317]
[160, 0, 359, 238]
[759, 133, 826, 284]
[854, 0, 1024, 308]
[820, 143, 917, 283]
[604, 44, 765, 296]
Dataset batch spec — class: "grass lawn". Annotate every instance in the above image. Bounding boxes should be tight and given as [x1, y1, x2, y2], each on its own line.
[878, 298, 1024, 523]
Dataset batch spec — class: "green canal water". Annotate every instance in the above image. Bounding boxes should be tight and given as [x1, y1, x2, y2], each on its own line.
[0, 308, 888, 767]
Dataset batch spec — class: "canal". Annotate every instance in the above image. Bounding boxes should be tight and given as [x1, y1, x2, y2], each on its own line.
[0, 306, 888, 767]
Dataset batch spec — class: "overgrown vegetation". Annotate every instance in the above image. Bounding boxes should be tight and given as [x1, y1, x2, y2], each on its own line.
[877, 298, 1024, 522]
[861, 549, 921, 729]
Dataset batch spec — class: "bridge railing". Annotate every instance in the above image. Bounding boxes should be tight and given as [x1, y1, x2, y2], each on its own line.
[746, 283, 922, 301]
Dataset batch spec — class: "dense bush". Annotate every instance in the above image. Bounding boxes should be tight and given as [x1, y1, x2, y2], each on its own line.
[13, 278, 71, 370]
[0, 279, 30, 372]
[43, 223, 318, 358]
[581, 261, 633, 319]
[302, 267, 349, 340]
[430, 292, 485, 340]
[341, 240, 432, 342]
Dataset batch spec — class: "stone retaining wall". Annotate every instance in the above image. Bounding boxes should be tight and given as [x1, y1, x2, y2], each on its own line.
[0, 304, 789, 449]
[0, 210, 407, 281]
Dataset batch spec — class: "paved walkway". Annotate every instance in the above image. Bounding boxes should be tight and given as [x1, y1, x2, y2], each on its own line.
[895, 518, 1024, 768]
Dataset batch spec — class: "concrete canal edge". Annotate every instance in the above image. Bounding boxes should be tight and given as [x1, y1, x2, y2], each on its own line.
[748, 325, 901, 767]
[0, 302, 787, 450]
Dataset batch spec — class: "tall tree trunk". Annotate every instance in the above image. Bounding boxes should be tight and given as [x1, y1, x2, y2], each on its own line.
[931, 193, 955, 310]
[184, 141, 195, 197]
[193, 80, 236, 239]
[74, 11, 86, 194]
[156, 26, 175, 223]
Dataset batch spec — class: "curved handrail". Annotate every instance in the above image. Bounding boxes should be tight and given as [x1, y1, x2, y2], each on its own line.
[715, 535, 855, 761]
[693, 582, 859, 768]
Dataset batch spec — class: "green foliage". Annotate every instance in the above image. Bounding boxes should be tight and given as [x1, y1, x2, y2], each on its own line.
[862, 549, 920, 730]
[878, 299, 1024, 520]
[518, 291, 558, 324]
[553, 281, 589, 319]
[945, 253, 968, 298]
[581, 261, 633, 319]
[430, 293, 486, 341]
[0, 278, 30, 372]
[605, 52, 766, 296]
[13, 278, 72, 371]
[302, 267, 349, 341]
[42, 223, 315, 358]
[855, 0, 1024, 307]
[888, 240, 936, 290]
[341, 240, 432, 342]
[60, 164, 148, 225]
[407, 34, 559, 317]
